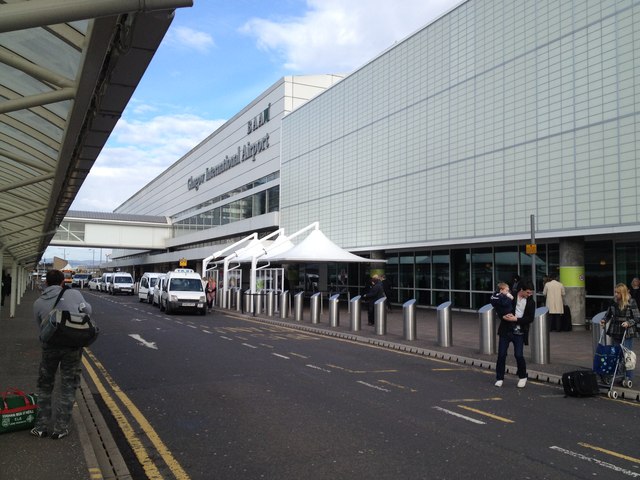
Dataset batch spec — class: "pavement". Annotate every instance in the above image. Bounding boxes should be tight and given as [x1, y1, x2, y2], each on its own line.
[1, 290, 638, 480]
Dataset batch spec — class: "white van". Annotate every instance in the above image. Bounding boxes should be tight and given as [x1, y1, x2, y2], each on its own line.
[152, 274, 167, 307]
[100, 273, 113, 292]
[109, 272, 135, 295]
[160, 268, 206, 315]
[138, 272, 163, 303]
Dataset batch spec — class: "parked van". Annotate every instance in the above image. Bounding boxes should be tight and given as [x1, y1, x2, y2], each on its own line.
[138, 272, 163, 303]
[100, 273, 113, 292]
[152, 274, 167, 307]
[160, 268, 206, 315]
[109, 272, 134, 295]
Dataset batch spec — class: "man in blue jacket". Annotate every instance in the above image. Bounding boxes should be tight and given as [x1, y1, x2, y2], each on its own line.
[32, 269, 92, 439]
[494, 281, 535, 388]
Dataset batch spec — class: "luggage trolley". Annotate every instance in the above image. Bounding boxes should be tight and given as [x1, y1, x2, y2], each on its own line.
[593, 329, 633, 399]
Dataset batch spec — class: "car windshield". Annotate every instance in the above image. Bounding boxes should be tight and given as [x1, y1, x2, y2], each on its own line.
[150, 278, 158, 287]
[169, 278, 203, 292]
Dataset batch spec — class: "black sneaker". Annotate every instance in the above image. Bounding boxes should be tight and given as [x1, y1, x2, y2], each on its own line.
[30, 427, 48, 438]
[50, 429, 69, 440]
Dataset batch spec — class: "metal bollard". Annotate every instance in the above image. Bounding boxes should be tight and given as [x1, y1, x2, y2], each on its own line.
[255, 291, 263, 315]
[243, 289, 252, 314]
[531, 306, 550, 364]
[224, 289, 232, 310]
[350, 295, 361, 331]
[437, 301, 452, 347]
[235, 288, 242, 312]
[374, 297, 387, 335]
[266, 290, 275, 317]
[329, 294, 340, 327]
[403, 299, 417, 341]
[310, 292, 321, 324]
[280, 291, 289, 319]
[591, 311, 611, 356]
[478, 304, 495, 355]
[294, 292, 304, 322]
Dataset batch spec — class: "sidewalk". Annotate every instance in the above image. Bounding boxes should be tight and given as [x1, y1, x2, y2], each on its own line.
[0, 289, 128, 480]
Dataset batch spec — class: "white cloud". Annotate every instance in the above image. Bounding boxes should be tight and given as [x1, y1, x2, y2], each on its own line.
[241, 0, 461, 73]
[71, 114, 224, 212]
[166, 26, 215, 53]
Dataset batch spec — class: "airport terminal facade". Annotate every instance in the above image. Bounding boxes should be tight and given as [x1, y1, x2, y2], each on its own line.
[113, 0, 640, 322]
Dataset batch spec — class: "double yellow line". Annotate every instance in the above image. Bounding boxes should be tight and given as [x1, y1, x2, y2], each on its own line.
[82, 350, 189, 479]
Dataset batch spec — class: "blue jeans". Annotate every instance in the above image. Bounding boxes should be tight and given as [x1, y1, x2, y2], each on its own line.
[496, 331, 527, 381]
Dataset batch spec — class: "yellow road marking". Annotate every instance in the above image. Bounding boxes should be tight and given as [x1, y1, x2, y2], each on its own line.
[457, 405, 514, 423]
[84, 350, 190, 479]
[82, 357, 164, 479]
[88, 467, 103, 479]
[579, 442, 640, 464]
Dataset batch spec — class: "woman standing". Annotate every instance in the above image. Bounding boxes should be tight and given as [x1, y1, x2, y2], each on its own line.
[205, 278, 217, 312]
[601, 283, 639, 384]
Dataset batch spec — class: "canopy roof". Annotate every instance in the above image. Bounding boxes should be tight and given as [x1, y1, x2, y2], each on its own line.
[266, 229, 385, 264]
[0, 0, 192, 269]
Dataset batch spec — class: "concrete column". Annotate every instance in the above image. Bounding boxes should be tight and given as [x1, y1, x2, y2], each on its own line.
[559, 237, 585, 328]
[369, 251, 385, 278]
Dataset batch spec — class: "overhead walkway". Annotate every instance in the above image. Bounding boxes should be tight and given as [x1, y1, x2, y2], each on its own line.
[50, 210, 171, 249]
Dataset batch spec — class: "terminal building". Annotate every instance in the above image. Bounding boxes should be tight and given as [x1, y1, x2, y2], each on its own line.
[109, 0, 640, 324]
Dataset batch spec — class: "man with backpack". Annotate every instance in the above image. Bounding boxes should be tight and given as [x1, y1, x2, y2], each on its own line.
[31, 269, 92, 439]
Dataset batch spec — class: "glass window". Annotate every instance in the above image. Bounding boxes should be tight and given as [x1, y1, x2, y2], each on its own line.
[453, 291, 470, 309]
[268, 186, 279, 212]
[415, 251, 431, 289]
[615, 242, 640, 285]
[471, 248, 493, 291]
[585, 240, 614, 296]
[399, 253, 414, 289]
[495, 246, 518, 286]
[432, 250, 449, 289]
[451, 249, 470, 290]
[253, 191, 266, 216]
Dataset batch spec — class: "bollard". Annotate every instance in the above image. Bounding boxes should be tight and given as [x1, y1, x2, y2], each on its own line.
[374, 297, 387, 335]
[591, 311, 611, 356]
[403, 299, 417, 341]
[350, 295, 361, 331]
[266, 290, 275, 317]
[255, 291, 263, 315]
[280, 291, 289, 319]
[294, 292, 304, 322]
[437, 301, 452, 347]
[310, 292, 321, 324]
[224, 289, 231, 310]
[329, 294, 340, 327]
[235, 288, 242, 312]
[531, 306, 550, 364]
[243, 289, 252, 314]
[478, 304, 496, 355]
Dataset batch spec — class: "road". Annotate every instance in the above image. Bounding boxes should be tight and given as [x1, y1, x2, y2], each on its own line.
[82, 291, 640, 479]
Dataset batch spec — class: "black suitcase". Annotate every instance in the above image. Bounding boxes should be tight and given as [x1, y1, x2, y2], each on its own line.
[562, 370, 599, 397]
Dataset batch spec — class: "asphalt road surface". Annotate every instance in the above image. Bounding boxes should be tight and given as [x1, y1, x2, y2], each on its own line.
[82, 291, 640, 479]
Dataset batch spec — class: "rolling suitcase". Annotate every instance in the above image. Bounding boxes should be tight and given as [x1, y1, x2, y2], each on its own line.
[562, 370, 599, 397]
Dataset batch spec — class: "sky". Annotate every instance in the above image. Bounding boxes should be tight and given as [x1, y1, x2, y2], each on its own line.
[50, 0, 462, 263]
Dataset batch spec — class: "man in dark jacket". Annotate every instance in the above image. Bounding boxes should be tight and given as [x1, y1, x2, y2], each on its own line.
[32, 269, 92, 439]
[494, 281, 535, 388]
[362, 275, 385, 326]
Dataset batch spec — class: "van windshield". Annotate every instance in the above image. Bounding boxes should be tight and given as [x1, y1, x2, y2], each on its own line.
[169, 278, 203, 292]
[114, 276, 131, 283]
[150, 278, 158, 287]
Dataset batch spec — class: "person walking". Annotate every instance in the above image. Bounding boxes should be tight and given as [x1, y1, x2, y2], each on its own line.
[600, 283, 638, 384]
[205, 277, 217, 312]
[362, 275, 385, 326]
[381, 274, 393, 311]
[494, 281, 536, 388]
[543, 274, 565, 331]
[32, 269, 92, 439]
[629, 277, 640, 307]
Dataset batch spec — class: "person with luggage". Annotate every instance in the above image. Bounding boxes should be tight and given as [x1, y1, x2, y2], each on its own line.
[493, 281, 536, 388]
[31, 269, 92, 439]
[600, 283, 639, 383]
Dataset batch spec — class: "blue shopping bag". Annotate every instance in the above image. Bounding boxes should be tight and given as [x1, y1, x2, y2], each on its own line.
[593, 342, 620, 375]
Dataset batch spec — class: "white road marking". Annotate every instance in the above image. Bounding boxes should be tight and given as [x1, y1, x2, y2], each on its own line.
[202, 330, 213, 334]
[550, 446, 640, 477]
[220, 336, 233, 341]
[187, 325, 197, 329]
[432, 406, 485, 425]
[128, 334, 158, 350]
[272, 353, 290, 360]
[357, 381, 390, 392]
[306, 364, 331, 373]
[242, 343, 257, 349]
